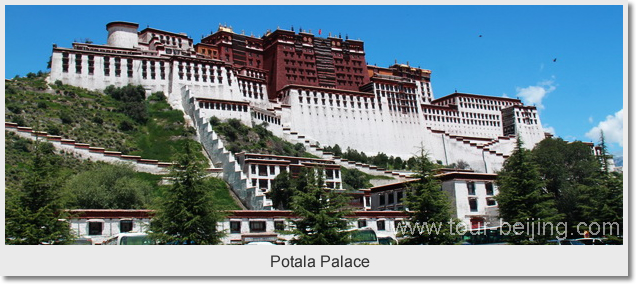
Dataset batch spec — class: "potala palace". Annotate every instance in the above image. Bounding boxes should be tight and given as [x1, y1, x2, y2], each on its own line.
[48, 21, 548, 211]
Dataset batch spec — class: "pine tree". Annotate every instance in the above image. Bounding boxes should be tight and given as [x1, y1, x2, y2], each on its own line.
[402, 150, 459, 245]
[495, 137, 561, 244]
[598, 130, 611, 174]
[578, 133, 623, 238]
[270, 171, 293, 210]
[5, 140, 74, 245]
[149, 141, 223, 245]
[289, 168, 351, 245]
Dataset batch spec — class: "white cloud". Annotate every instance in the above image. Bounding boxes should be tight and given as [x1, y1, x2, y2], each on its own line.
[585, 109, 623, 147]
[515, 78, 556, 110]
[542, 124, 556, 135]
[588, 116, 594, 124]
[501, 93, 509, 98]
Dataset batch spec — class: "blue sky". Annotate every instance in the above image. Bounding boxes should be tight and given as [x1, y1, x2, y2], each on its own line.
[5, 5, 624, 156]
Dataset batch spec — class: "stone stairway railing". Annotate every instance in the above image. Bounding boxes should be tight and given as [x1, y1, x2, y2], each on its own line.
[182, 86, 269, 210]
[280, 127, 414, 182]
[5, 122, 224, 175]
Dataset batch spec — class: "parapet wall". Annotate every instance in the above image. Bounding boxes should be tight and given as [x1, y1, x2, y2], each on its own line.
[5, 122, 172, 174]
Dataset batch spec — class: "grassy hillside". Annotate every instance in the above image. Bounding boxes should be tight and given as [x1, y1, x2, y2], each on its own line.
[211, 117, 319, 158]
[5, 74, 240, 210]
[5, 74, 196, 161]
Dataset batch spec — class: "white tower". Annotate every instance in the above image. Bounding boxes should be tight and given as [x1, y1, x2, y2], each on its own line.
[106, 21, 139, 49]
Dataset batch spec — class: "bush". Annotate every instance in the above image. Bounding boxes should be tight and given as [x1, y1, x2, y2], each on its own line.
[149, 91, 167, 102]
[59, 110, 74, 124]
[119, 120, 135, 131]
[105, 84, 146, 103]
[47, 124, 61, 135]
[92, 116, 104, 125]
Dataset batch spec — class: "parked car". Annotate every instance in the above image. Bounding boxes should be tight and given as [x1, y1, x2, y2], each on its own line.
[575, 238, 606, 245]
[102, 232, 155, 245]
[547, 239, 585, 245]
[378, 236, 398, 245]
[72, 237, 94, 245]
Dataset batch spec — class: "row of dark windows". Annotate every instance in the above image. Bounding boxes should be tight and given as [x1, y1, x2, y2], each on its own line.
[87, 220, 133, 236]
[357, 219, 403, 231]
[230, 221, 285, 233]
[198, 101, 249, 112]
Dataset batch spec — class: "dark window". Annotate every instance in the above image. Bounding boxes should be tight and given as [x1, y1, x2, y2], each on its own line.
[230, 221, 241, 233]
[259, 179, 268, 190]
[103, 56, 110, 76]
[394, 220, 403, 230]
[259, 165, 268, 176]
[249, 221, 266, 233]
[251, 165, 256, 175]
[377, 220, 386, 231]
[467, 182, 476, 195]
[75, 54, 82, 74]
[270, 165, 276, 175]
[388, 193, 394, 204]
[120, 220, 133, 233]
[486, 182, 494, 196]
[397, 191, 403, 203]
[88, 222, 103, 235]
[274, 221, 285, 231]
[469, 199, 478, 212]
[487, 199, 497, 206]
[62, 52, 69, 73]
[87, 55, 94, 75]
[379, 195, 385, 206]
[357, 219, 367, 228]
[114, 58, 121, 77]
[127, 59, 133, 77]
[279, 166, 286, 173]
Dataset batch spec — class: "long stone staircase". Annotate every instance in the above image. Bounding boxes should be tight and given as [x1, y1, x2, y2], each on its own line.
[182, 86, 269, 210]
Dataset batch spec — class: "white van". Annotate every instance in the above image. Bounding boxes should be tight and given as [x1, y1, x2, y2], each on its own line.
[102, 232, 154, 245]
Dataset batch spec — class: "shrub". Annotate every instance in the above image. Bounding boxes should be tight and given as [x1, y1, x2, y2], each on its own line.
[60, 110, 74, 124]
[119, 120, 135, 131]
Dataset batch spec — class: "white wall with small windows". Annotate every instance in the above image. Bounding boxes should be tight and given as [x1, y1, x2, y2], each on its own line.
[69, 217, 151, 245]
[442, 177, 500, 229]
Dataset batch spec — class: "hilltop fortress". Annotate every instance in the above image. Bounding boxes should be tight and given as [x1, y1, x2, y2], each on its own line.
[49, 21, 547, 177]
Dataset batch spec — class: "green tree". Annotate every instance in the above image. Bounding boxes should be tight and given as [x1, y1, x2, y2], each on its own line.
[104, 84, 149, 123]
[402, 150, 459, 245]
[64, 163, 152, 209]
[331, 144, 343, 157]
[372, 152, 389, 169]
[149, 141, 224, 245]
[270, 171, 294, 210]
[5, 140, 74, 245]
[495, 138, 561, 244]
[289, 168, 351, 245]
[578, 132, 623, 237]
[597, 131, 611, 174]
[530, 136, 621, 237]
[341, 167, 372, 190]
